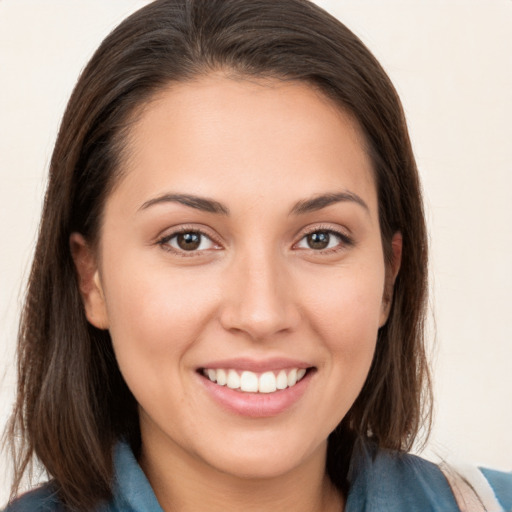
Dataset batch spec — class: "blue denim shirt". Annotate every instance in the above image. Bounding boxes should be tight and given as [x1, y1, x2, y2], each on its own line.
[5, 441, 512, 511]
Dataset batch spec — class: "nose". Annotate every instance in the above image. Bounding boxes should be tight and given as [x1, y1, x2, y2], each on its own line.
[219, 247, 301, 341]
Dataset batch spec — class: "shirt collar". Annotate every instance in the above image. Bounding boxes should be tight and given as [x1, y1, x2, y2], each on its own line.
[110, 440, 459, 512]
[111, 441, 164, 512]
[345, 440, 459, 512]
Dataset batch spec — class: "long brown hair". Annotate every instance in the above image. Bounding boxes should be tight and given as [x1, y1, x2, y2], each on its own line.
[6, 0, 430, 509]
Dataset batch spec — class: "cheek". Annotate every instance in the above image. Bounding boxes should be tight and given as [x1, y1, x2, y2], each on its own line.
[302, 262, 386, 343]
[100, 256, 219, 386]
[317, 288, 382, 424]
[300, 262, 385, 399]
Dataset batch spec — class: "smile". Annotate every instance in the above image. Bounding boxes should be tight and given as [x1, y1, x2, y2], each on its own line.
[202, 368, 308, 393]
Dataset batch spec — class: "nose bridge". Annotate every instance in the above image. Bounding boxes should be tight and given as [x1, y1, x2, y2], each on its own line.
[220, 242, 299, 339]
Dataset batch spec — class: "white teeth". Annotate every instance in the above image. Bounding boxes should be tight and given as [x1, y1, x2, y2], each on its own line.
[240, 371, 259, 392]
[216, 369, 227, 386]
[287, 368, 297, 387]
[276, 370, 288, 390]
[227, 369, 240, 389]
[203, 367, 309, 393]
[259, 371, 277, 393]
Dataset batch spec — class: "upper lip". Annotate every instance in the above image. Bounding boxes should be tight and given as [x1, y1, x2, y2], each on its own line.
[199, 357, 313, 372]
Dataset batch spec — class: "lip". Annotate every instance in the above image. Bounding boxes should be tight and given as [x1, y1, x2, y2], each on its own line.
[197, 359, 315, 418]
[200, 357, 312, 372]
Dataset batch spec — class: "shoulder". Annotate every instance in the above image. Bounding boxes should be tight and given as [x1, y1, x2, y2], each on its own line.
[480, 466, 512, 510]
[347, 445, 461, 511]
[3, 483, 119, 512]
[375, 451, 512, 512]
[444, 463, 512, 512]
[347, 441, 512, 512]
[3, 484, 64, 512]
[4, 442, 159, 512]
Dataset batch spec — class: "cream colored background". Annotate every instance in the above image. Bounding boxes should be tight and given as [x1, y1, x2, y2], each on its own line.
[1, 0, 511, 503]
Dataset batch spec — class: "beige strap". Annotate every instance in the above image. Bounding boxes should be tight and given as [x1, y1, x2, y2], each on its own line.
[440, 462, 505, 512]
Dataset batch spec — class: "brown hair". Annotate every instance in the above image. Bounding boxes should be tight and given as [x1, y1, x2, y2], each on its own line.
[6, 0, 430, 509]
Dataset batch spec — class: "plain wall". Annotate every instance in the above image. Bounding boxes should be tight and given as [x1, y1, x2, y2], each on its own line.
[1, 0, 511, 503]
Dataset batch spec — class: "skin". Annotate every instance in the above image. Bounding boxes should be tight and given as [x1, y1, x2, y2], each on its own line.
[72, 75, 401, 512]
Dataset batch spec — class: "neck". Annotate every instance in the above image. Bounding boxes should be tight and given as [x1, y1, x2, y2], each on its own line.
[139, 428, 344, 512]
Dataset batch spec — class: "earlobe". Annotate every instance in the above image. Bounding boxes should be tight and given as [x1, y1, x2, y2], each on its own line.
[379, 232, 403, 327]
[69, 233, 109, 330]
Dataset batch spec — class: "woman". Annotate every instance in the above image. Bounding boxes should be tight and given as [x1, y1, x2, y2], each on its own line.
[3, 0, 511, 511]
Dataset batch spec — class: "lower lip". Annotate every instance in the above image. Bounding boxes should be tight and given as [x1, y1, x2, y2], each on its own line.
[198, 370, 313, 418]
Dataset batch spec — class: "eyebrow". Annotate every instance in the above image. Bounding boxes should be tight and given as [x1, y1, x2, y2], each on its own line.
[139, 190, 368, 216]
[139, 193, 230, 215]
[290, 191, 369, 215]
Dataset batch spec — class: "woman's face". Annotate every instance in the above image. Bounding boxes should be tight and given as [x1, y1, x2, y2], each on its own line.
[75, 75, 398, 480]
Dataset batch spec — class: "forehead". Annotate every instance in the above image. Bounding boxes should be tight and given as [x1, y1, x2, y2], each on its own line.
[112, 74, 377, 216]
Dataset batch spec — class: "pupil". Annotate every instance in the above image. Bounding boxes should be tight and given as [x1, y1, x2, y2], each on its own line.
[177, 232, 201, 250]
[307, 231, 329, 250]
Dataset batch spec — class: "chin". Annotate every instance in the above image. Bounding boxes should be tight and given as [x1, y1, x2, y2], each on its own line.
[197, 433, 326, 481]
[210, 453, 304, 480]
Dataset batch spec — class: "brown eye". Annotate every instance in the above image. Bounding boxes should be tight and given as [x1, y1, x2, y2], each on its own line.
[306, 231, 331, 250]
[295, 229, 351, 252]
[176, 232, 201, 251]
[162, 230, 217, 253]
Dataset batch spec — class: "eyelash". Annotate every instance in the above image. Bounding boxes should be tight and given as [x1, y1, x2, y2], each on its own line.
[156, 225, 353, 257]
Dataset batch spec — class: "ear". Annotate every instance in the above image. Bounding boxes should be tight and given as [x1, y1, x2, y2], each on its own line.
[379, 231, 403, 327]
[70, 233, 109, 330]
